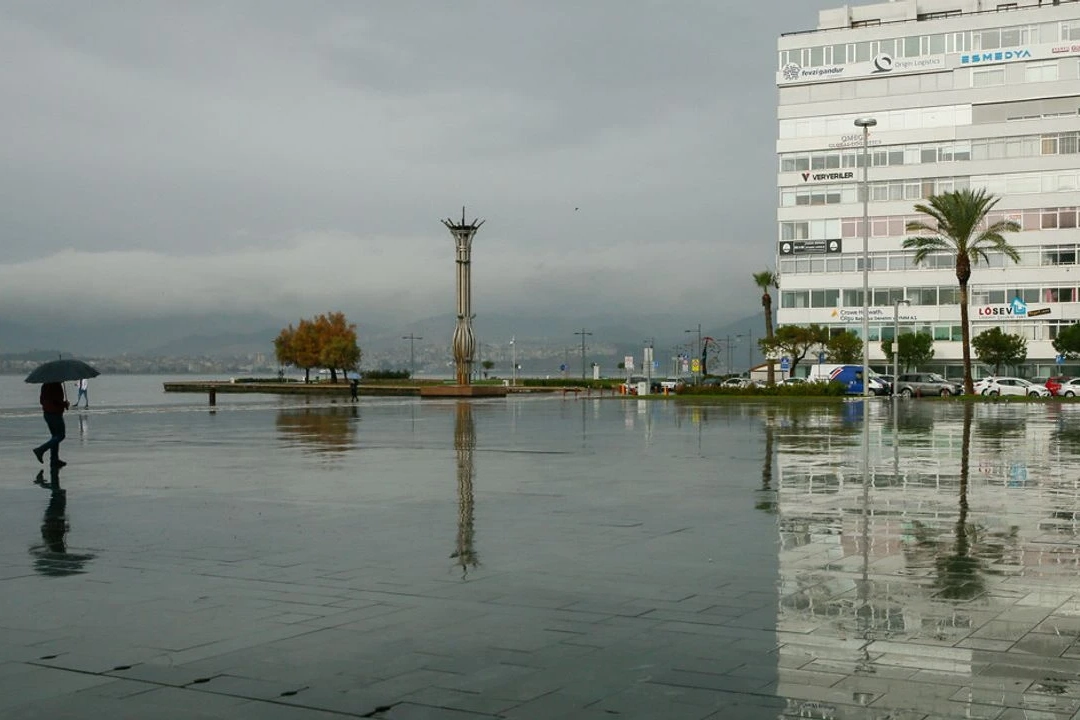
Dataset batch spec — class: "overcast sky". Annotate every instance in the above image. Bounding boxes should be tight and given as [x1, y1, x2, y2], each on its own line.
[0, 1, 833, 328]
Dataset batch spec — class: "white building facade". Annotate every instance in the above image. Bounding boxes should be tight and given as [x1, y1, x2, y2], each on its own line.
[777, 0, 1080, 378]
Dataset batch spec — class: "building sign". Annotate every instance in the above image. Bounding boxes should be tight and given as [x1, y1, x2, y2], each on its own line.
[777, 53, 944, 85]
[828, 134, 882, 149]
[960, 48, 1031, 64]
[974, 297, 1052, 320]
[830, 307, 917, 323]
[801, 171, 854, 182]
[779, 239, 842, 255]
[624, 355, 634, 372]
[780, 63, 846, 84]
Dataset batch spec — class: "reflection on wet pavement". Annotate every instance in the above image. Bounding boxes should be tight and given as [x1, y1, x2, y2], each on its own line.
[777, 401, 1080, 719]
[29, 466, 96, 577]
[2, 397, 1080, 718]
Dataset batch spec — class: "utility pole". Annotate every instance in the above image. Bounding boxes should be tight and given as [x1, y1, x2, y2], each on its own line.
[510, 336, 517, 386]
[402, 333, 423, 378]
[643, 337, 654, 388]
[684, 324, 701, 383]
[575, 328, 592, 380]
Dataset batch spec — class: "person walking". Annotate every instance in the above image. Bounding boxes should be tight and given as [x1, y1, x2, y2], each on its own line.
[73, 378, 89, 408]
[33, 382, 69, 468]
[349, 378, 359, 402]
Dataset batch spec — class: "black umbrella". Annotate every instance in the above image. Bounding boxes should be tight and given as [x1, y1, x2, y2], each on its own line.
[25, 359, 100, 384]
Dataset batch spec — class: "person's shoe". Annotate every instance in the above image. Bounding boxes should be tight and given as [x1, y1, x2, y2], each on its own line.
[51, 460, 67, 469]
[33, 448, 44, 464]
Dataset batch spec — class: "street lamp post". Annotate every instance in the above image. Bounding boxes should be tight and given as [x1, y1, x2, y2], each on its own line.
[892, 298, 910, 398]
[575, 328, 592, 380]
[643, 337, 654, 389]
[685, 324, 702, 383]
[855, 117, 876, 398]
[402, 333, 423, 378]
[510, 336, 517, 387]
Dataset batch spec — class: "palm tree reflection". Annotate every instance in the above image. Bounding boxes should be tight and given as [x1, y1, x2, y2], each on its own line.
[450, 402, 479, 578]
[29, 467, 96, 577]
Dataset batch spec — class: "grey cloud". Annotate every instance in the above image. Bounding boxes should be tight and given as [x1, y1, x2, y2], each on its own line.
[0, 0, 832, 337]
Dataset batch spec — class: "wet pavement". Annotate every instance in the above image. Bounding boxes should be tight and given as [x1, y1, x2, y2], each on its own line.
[1, 394, 1079, 718]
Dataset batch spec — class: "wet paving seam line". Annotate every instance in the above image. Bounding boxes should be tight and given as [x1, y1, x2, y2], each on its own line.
[21, 662, 390, 719]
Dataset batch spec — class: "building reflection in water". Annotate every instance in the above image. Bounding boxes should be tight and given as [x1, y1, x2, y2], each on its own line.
[29, 466, 96, 577]
[276, 404, 358, 454]
[773, 402, 1080, 719]
[450, 401, 479, 578]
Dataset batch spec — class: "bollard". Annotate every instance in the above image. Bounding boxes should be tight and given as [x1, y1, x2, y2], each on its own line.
[209, 388, 217, 406]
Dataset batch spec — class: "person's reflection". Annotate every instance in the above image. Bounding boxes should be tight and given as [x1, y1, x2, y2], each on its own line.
[276, 405, 358, 453]
[450, 402, 479, 578]
[29, 466, 95, 577]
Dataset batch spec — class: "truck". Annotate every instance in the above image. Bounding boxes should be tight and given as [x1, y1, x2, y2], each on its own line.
[805, 364, 887, 396]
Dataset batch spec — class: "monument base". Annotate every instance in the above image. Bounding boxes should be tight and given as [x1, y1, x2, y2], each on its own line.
[419, 385, 509, 399]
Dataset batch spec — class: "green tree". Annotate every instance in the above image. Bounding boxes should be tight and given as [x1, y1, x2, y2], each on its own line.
[904, 189, 1020, 394]
[753, 270, 778, 385]
[881, 332, 935, 373]
[972, 327, 1027, 374]
[481, 359, 494, 379]
[825, 331, 862, 364]
[1052, 323, 1080, 359]
[760, 324, 828, 378]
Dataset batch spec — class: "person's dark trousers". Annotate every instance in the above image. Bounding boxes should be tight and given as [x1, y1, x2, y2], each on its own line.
[35, 413, 66, 464]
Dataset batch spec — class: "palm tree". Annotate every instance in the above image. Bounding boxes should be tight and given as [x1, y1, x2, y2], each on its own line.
[904, 189, 1020, 395]
[752, 270, 778, 385]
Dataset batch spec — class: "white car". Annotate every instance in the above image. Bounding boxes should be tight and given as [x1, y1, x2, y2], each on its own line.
[1058, 378, 1080, 397]
[976, 377, 1051, 397]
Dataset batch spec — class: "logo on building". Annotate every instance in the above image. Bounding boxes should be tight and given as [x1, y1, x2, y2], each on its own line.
[782, 63, 802, 81]
[974, 296, 1051, 319]
[800, 171, 854, 182]
[960, 49, 1031, 64]
[779, 239, 842, 255]
[1011, 297, 1027, 316]
[872, 53, 894, 73]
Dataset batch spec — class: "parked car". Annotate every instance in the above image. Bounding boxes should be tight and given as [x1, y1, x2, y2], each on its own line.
[719, 377, 748, 388]
[976, 377, 1051, 397]
[622, 375, 662, 395]
[659, 377, 686, 392]
[1057, 378, 1080, 397]
[877, 374, 894, 394]
[1046, 376, 1072, 396]
[782, 377, 806, 385]
[894, 372, 964, 397]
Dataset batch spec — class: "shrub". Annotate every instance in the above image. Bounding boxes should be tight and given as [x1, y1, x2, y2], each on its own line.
[678, 381, 848, 397]
[364, 369, 412, 380]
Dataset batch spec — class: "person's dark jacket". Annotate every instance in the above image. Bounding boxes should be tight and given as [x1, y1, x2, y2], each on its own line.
[40, 383, 67, 414]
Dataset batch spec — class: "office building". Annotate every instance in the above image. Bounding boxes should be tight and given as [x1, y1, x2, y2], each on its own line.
[777, 0, 1080, 377]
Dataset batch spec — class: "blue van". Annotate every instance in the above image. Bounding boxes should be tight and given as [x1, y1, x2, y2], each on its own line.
[807, 364, 886, 395]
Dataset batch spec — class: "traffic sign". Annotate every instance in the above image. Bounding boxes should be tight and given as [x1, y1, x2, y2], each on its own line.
[1057, 354, 1066, 366]
[691, 359, 700, 373]
[780, 356, 791, 372]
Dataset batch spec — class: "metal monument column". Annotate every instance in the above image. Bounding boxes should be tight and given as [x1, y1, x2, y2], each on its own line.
[442, 209, 485, 386]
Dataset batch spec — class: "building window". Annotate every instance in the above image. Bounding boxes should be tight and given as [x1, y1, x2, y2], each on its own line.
[972, 68, 1005, 88]
[1025, 61, 1059, 84]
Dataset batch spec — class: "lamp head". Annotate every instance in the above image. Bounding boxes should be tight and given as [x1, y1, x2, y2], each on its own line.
[854, 117, 877, 128]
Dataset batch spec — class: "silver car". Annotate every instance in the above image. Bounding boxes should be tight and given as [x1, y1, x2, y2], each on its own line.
[894, 372, 964, 397]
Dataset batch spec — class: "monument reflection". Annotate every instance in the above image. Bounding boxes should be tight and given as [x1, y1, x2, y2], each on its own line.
[450, 402, 479, 578]
[774, 402, 1080, 719]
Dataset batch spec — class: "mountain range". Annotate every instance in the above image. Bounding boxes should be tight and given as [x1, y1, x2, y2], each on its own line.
[0, 310, 769, 373]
